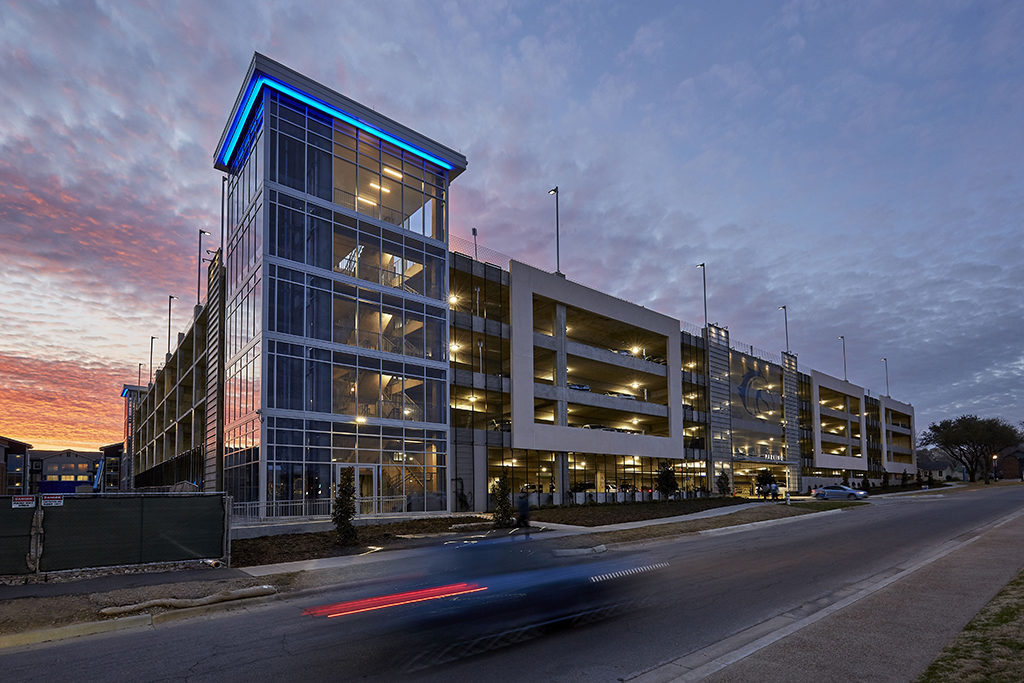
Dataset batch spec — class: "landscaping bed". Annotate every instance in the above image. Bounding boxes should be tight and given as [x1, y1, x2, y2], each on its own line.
[547, 500, 865, 548]
[530, 497, 750, 527]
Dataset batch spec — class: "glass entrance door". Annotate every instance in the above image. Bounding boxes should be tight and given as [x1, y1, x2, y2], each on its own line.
[336, 464, 379, 515]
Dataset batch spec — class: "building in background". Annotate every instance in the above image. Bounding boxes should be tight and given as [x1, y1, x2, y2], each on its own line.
[133, 296, 214, 492]
[97, 442, 124, 492]
[118, 384, 145, 491]
[127, 54, 914, 517]
[29, 449, 101, 494]
[1, 435, 32, 495]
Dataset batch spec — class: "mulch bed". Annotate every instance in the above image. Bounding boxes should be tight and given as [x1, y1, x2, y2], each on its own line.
[530, 497, 750, 527]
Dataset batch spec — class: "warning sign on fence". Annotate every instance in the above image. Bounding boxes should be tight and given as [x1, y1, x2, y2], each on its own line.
[41, 494, 64, 507]
[11, 495, 34, 508]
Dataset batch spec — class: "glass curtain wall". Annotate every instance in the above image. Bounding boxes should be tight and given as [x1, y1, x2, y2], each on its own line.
[223, 95, 265, 504]
[261, 89, 450, 514]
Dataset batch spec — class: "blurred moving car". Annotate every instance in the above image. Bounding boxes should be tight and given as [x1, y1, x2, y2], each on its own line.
[813, 484, 868, 500]
[302, 539, 669, 669]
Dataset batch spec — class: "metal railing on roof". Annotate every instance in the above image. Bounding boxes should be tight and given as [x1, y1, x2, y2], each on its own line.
[730, 339, 783, 366]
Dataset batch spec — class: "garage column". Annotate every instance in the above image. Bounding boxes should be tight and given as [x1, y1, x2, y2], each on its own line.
[555, 451, 570, 505]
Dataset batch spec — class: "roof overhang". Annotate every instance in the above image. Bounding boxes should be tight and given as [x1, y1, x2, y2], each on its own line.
[214, 53, 467, 178]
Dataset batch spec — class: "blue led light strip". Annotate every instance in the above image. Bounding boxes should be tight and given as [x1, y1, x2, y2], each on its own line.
[218, 74, 454, 171]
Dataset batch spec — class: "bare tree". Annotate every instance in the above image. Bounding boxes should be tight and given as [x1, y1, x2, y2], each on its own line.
[919, 416, 1022, 483]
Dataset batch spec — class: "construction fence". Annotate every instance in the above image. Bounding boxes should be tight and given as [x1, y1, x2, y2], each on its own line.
[0, 493, 229, 575]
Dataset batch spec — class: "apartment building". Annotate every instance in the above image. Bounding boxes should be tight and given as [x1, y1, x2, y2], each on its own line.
[1, 435, 31, 495]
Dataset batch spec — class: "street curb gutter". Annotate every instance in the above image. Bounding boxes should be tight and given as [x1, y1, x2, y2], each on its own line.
[0, 591, 286, 651]
[0, 614, 152, 650]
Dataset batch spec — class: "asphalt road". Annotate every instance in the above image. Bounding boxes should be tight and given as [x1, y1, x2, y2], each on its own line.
[4, 487, 1023, 682]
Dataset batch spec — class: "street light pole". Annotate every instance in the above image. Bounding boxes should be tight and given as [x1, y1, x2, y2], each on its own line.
[197, 229, 211, 307]
[167, 295, 178, 356]
[472, 227, 478, 261]
[778, 305, 789, 354]
[696, 262, 713, 491]
[881, 357, 890, 397]
[838, 335, 847, 381]
[220, 176, 227, 250]
[697, 263, 708, 329]
[149, 335, 157, 384]
[548, 186, 561, 275]
[138, 363, 143, 387]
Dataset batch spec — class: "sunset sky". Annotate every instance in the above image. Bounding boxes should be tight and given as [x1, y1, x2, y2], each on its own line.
[1, 0, 1021, 451]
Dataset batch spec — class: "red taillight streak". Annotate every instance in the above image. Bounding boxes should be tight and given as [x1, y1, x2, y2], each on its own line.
[304, 582, 487, 618]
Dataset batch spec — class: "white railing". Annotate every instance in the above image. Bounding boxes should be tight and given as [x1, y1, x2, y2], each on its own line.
[232, 499, 332, 520]
[232, 495, 414, 520]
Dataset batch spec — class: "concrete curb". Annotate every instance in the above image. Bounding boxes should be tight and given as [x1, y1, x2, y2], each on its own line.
[553, 545, 607, 557]
[0, 614, 152, 650]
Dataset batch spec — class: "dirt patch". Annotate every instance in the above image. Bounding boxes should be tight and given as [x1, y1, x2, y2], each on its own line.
[530, 498, 750, 527]
[0, 576, 278, 635]
[546, 501, 860, 548]
[918, 567, 1024, 681]
[231, 516, 490, 567]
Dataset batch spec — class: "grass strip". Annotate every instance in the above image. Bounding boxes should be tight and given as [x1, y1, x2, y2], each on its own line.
[917, 568, 1024, 682]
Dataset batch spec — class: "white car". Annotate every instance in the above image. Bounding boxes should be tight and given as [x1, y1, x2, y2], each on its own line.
[814, 484, 868, 500]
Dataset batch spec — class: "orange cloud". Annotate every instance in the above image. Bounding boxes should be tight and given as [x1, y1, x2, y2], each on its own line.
[0, 352, 130, 451]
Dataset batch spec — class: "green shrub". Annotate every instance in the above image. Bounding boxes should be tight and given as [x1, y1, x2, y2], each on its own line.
[332, 468, 358, 546]
[715, 472, 731, 496]
[656, 462, 679, 498]
[491, 471, 515, 528]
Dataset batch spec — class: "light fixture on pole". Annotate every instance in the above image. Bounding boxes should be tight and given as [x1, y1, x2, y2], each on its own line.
[838, 335, 847, 381]
[548, 186, 561, 275]
[167, 295, 178, 356]
[149, 336, 157, 384]
[881, 357, 890, 397]
[778, 305, 790, 354]
[197, 229, 211, 307]
[471, 227, 479, 260]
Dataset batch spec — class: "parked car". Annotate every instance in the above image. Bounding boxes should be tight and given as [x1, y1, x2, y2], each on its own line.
[814, 484, 868, 500]
[567, 383, 591, 392]
[605, 391, 636, 400]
